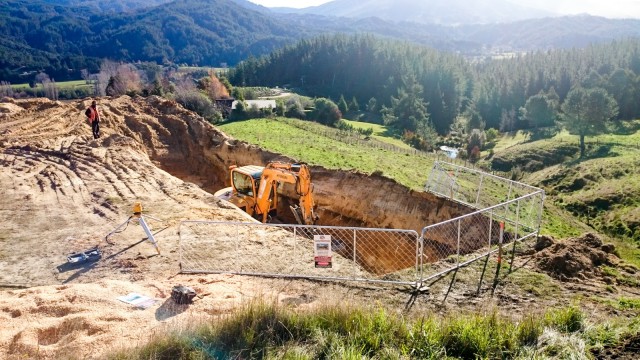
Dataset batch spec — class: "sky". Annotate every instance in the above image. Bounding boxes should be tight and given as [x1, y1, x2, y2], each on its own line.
[248, 0, 640, 19]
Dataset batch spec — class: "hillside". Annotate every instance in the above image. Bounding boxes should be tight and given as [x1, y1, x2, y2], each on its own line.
[489, 128, 640, 257]
[1, 96, 639, 358]
[40, 0, 173, 12]
[276, 0, 555, 25]
[0, 0, 305, 82]
[3, 0, 640, 83]
[457, 15, 640, 50]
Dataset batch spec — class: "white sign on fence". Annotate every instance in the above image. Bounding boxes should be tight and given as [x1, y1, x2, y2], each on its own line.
[313, 235, 332, 268]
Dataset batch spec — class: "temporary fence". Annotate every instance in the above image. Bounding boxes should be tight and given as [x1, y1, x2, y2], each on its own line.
[179, 222, 420, 286]
[178, 161, 545, 292]
[425, 161, 544, 232]
[420, 161, 544, 287]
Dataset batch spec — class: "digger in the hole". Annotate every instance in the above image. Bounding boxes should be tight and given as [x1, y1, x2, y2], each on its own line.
[214, 162, 319, 225]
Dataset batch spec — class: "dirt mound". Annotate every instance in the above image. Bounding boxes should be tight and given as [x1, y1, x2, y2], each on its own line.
[0, 95, 482, 358]
[0, 276, 333, 359]
[533, 233, 619, 280]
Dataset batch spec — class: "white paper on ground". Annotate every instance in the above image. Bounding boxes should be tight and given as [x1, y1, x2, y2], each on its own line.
[117, 293, 157, 309]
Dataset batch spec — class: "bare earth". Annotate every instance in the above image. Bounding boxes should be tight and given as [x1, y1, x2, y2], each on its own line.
[1, 96, 639, 359]
[0, 96, 270, 358]
[0, 96, 408, 359]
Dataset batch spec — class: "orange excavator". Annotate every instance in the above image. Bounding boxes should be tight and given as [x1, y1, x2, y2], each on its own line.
[214, 162, 318, 225]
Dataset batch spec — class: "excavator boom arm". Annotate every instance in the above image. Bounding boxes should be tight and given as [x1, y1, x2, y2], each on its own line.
[255, 163, 317, 224]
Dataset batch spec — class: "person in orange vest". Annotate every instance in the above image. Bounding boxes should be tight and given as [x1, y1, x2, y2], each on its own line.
[85, 100, 101, 139]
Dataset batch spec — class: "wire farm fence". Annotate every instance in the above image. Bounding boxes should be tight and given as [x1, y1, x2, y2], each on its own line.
[178, 161, 545, 291]
[274, 117, 435, 158]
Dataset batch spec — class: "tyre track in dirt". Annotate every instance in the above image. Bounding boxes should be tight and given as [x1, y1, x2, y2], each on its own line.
[0, 95, 492, 360]
[1, 101, 87, 142]
[0, 97, 247, 289]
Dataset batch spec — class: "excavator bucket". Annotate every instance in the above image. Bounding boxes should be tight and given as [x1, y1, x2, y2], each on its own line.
[290, 205, 304, 225]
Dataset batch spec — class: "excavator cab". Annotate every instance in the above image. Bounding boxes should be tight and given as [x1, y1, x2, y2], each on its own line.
[221, 165, 265, 215]
[232, 168, 260, 196]
[215, 162, 318, 225]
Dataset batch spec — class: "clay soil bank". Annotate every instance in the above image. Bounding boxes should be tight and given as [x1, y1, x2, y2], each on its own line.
[0, 96, 517, 359]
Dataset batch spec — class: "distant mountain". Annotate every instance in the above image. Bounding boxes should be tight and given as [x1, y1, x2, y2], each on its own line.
[40, 0, 174, 13]
[1, 0, 640, 83]
[272, 0, 556, 25]
[275, 12, 640, 53]
[456, 15, 640, 50]
[0, 0, 306, 81]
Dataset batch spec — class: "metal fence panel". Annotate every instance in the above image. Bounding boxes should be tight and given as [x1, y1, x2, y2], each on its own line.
[177, 162, 545, 291]
[425, 161, 544, 232]
[420, 161, 545, 284]
[179, 222, 420, 285]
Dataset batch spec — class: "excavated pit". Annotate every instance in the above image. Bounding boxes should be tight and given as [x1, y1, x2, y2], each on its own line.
[1, 96, 488, 276]
[112, 98, 487, 275]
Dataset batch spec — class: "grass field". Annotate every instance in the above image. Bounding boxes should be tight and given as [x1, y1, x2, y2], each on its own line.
[11, 80, 93, 91]
[220, 116, 640, 247]
[219, 118, 436, 190]
[488, 122, 640, 265]
[342, 119, 412, 150]
[493, 123, 640, 153]
[219, 118, 590, 238]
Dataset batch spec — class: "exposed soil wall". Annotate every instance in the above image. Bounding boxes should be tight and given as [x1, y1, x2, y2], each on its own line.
[1, 96, 635, 360]
[121, 99, 477, 234]
[1, 96, 484, 277]
[106, 97, 484, 272]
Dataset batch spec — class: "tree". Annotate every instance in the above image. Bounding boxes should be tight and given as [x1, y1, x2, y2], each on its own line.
[175, 90, 221, 123]
[605, 68, 639, 120]
[382, 76, 430, 133]
[338, 95, 349, 114]
[367, 97, 377, 113]
[198, 71, 231, 100]
[80, 69, 90, 84]
[560, 87, 618, 157]
[546, 87, 560, 109]
[417, 120, 438, 149]
[467, 128, 486, 162]
[312, 98, 341, 126]
[275, 100, 285, 117]
[104, 64, 142, 96]
[499, 108, 517, 132]
[350, 96, 359, 112]
[96, 60, 119, 96]
[463, 105, 485, 133]
[485, 128, 499, 144]
[0, 81, 14, 98]
[34, 72, 50, 86]
[149, 78, 164, 96]
[581, 70, 603, 89]
[521, 92, 557, 128]
[285, 96, 305, 119]
[42, 78, 58, 100]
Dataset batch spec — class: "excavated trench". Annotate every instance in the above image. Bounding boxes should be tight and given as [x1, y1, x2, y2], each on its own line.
[126, 97, 493, 275]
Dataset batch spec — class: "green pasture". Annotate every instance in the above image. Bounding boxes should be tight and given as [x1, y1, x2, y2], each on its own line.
[342, 119, 412, 149]
[11, 79, 92, 91]
[219, 117, 435, 190]
[221, 116, 640, 249]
